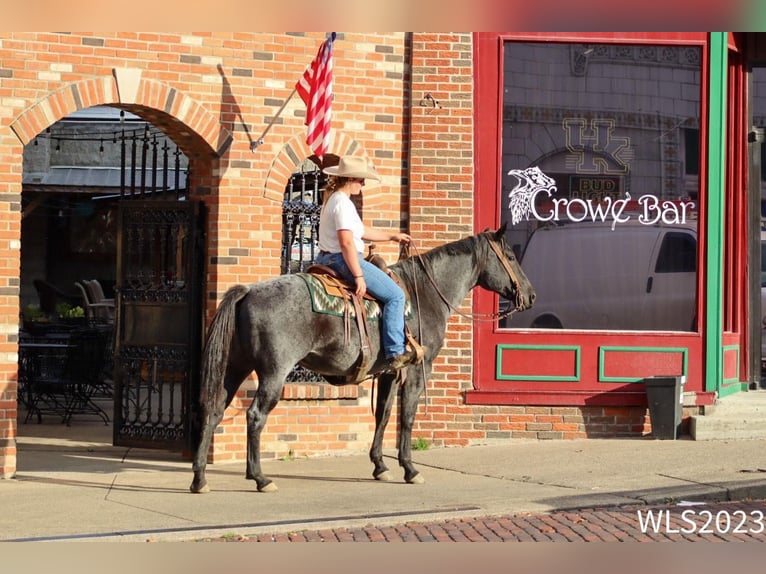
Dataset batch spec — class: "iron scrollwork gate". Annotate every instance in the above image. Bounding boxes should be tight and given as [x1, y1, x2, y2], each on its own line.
[113, 200, 204, 450]
[282, 166, 327, 383]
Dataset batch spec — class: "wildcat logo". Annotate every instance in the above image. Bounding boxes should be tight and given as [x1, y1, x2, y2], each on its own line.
[506, 167, 558, 225]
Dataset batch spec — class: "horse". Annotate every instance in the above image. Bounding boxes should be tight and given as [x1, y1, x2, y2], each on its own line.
[190, 223, 535, 493]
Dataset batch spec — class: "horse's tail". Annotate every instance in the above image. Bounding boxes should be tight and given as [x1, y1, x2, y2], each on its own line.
[199, 284, 251, 410]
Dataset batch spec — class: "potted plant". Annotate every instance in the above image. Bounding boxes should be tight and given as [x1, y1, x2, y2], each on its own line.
[55, 302, 86, 325]
[22, 304, 50, 333]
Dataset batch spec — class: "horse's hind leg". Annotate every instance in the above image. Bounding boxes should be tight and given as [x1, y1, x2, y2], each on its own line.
[369, 372, 398, 481]
[245, 374, 286, 492]
[190, 366, 250, 494]
[190, 404, 223, 494]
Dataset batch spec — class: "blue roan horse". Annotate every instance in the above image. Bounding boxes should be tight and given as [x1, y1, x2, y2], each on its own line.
[190, 224, 535, 493]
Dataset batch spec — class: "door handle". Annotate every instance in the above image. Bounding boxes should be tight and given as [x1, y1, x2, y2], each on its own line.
[646, 276, 653, 293]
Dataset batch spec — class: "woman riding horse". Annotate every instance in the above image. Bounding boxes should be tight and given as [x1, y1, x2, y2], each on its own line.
[190, 222, 535, 494]
[316, 156, 421, 370]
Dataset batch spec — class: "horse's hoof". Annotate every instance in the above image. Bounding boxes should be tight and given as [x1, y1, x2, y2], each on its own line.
[374, 470, 393, 482]
[258, 482, 279, 493]
[406, 473, 425, 485]
[190, 483, 210, 494]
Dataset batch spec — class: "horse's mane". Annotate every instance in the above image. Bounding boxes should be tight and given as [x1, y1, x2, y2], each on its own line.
[390, 232, 484, 285]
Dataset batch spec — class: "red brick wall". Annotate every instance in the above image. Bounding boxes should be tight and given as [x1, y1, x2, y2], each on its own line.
[0, 32, 416, 476]
[0, 32, 663, 479]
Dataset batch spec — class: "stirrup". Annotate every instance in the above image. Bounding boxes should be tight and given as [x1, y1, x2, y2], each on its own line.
[388, 345, 427, 371]
[405, 331, 425, 363]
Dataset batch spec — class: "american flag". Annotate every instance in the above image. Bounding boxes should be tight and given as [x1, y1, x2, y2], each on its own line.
[295, 32, 335, 160]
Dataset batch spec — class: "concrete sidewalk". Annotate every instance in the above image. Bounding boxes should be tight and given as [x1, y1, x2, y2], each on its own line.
[2, 421, 766, 542]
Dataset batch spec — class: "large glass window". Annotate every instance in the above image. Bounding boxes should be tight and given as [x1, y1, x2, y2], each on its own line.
[500, 42, 701, 332]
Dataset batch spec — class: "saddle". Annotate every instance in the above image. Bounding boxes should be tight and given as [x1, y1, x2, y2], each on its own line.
[305, 250, 423, 384]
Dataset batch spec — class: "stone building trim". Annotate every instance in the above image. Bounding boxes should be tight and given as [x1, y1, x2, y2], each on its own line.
[9, 74, 232, 158]
[262, 130, 365, 202]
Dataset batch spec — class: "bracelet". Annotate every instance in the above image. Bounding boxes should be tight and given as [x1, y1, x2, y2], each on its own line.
[354, 275, 364, 279]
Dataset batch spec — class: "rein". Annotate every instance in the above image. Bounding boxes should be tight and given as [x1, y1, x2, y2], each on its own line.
[371, 234, 524, 417]
[403, 236, 523, 323]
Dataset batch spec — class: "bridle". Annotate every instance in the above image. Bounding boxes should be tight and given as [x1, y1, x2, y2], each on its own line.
[376, 234, 523, 410]
[403, 234, 525, 324]
[486, 238, 526, 317]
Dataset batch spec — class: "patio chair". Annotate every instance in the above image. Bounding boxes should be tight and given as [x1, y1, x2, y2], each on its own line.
[75, 281, 114, 324]
[84, 279, 115, 306]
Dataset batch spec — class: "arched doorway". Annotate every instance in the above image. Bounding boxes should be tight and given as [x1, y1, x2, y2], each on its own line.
[17, 96, 223, 455]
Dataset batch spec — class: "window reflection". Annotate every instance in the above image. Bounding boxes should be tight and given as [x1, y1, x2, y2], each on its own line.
[500, 42, 701, 332]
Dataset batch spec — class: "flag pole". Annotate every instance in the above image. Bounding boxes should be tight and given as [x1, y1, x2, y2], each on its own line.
[250, 86, 298, 153]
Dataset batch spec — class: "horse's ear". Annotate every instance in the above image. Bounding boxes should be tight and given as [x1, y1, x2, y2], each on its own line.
[494, 221, 508, 240]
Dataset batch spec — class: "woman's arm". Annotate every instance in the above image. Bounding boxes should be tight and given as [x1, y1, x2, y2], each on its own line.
[362, 228, 412, 244]
[337, 229, 366, 296]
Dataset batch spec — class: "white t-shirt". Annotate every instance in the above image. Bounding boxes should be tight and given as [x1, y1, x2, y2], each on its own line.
[318, 191, 365, 253]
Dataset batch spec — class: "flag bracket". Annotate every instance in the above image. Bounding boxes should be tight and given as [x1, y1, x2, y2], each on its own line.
[250, 138, 265, 152]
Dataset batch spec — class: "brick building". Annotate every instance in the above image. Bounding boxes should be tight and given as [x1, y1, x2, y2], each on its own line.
[0, 32, 763, 479]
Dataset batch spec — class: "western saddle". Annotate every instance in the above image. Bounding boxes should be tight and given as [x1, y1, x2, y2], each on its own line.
[305, 249, 424, 383]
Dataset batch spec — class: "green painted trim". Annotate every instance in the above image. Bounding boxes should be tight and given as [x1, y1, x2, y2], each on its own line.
[495, 344, 581, 382]
[719, 383, 749, 397]
[705, 33, 727, 393]
[721, 344, 740, 385]
[598, 346, 689, 383]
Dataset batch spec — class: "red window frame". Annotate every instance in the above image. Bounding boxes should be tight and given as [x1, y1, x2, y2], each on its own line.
[470, 32, 711, 406]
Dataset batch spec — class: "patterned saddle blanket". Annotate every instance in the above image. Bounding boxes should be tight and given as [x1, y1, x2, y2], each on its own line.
[298, 273, 412, 320]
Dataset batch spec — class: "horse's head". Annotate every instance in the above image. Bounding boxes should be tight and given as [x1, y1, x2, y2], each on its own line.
[479, 222, 535, 312]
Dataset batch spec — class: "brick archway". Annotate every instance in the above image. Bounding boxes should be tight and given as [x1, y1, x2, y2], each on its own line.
[6, 72, 232, 473]
[8, 72, 232, 157]
[262, 130, 367, 202]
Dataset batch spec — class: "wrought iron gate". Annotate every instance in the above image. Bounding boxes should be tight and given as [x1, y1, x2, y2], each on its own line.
[113, 200, 204, 450]
[282, 166, 327, 383]
[282, 165, 324, 274]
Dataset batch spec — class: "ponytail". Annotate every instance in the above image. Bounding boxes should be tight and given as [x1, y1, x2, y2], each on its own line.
[322, 175, 351, 204]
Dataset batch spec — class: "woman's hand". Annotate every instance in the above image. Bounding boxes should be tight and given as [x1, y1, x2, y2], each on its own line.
[391, 232, 412, 244]
[354, 275, 366, 297]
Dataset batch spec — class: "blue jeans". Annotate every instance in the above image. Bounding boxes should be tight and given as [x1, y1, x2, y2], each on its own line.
[315, 251, 406, 358]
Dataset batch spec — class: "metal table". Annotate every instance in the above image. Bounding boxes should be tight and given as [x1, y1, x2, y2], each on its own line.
[18, 329, 112, 425]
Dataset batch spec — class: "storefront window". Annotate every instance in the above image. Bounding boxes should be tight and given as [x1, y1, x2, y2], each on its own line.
[500, 42, 701, 332]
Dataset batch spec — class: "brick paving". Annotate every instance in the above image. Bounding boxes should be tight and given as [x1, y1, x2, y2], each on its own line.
[199, 500, 766, 542]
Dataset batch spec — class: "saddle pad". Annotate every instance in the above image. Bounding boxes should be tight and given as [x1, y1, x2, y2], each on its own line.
[298, 273, 412, 320]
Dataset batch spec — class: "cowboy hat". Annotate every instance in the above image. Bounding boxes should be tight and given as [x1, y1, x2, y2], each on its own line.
[322, 156, 381, 181]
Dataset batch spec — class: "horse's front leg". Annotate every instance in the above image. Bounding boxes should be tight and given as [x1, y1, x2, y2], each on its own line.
[245, 376, 285, 492]
[398, 363, 429, 484]
[369, 372, 398, 481]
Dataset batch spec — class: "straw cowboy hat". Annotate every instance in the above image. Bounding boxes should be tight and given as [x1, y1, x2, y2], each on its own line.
[322, 156, 381, 181]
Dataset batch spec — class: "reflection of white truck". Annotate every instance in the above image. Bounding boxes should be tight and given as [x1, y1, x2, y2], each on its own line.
[761, 231, 766, 365]
[506, 222, 697, 331]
